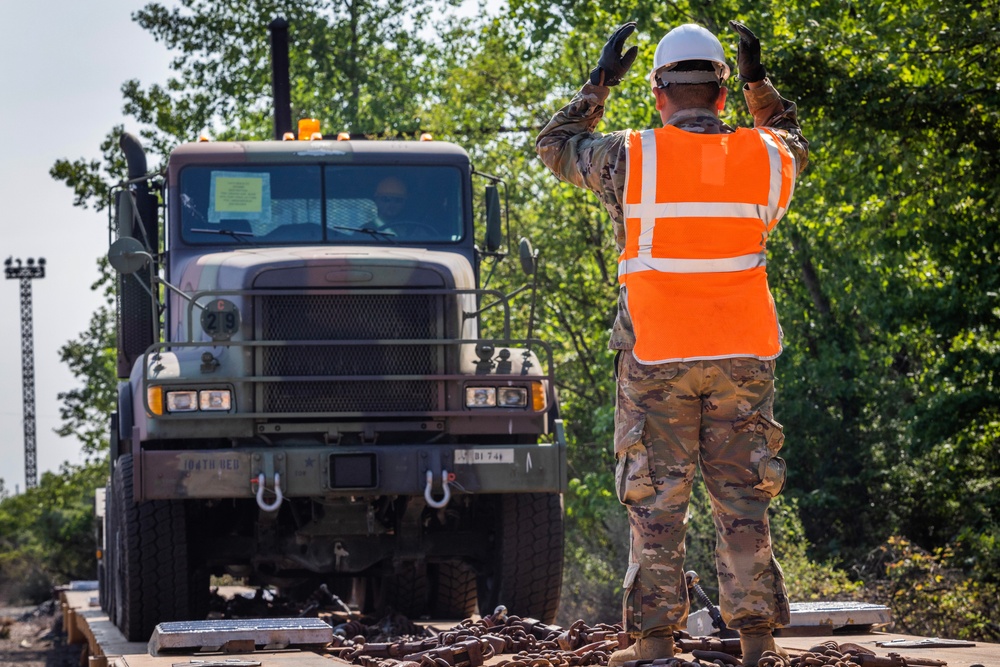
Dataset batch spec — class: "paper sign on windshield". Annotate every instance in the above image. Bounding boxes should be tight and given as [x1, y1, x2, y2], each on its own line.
[215, 177, 263, 212]
[208, 171, 271, 227]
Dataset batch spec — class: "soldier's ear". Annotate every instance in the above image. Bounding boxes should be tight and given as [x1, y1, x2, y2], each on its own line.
[716, 86, 728, 112]
[653, 86, 667, 112]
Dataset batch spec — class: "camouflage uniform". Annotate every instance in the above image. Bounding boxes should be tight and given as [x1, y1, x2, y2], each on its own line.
[536, 81, 808, 637]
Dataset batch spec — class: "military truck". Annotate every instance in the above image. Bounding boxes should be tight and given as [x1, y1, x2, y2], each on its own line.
[99, 117, 566, 640]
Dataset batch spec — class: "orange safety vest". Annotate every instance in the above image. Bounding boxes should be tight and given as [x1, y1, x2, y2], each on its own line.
[619, 125, 796, 364]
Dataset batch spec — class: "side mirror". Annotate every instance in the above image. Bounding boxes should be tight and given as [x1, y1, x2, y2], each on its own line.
[518, 237, 536, 276]
[484, 185, 502, 252]
[109, 237, 152, 275]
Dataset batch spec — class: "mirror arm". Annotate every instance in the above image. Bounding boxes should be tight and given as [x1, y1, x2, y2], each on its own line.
[480, 250, 498, 290]
[503, 180, 511, 251]
[112, 245, 203, 310]
[158, 276, 205, 310]
[125, 271, 158, 304]
[525, 254, 541, 345]
[472, 169, 501, 183]
[463, 284, 529, 319]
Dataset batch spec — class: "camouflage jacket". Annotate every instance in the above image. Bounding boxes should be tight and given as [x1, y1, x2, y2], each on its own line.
[535, 80, 809, 350]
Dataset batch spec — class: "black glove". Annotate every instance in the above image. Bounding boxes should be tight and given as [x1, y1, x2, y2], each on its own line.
[589, 22, 638, 87]
[729, 20, 767, 83]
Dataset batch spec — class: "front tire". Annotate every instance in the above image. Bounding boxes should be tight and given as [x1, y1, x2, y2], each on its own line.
[477, 493, 564, 623]
[375, 561, 429, 618]
[111, 455, 200, 641]
[99, 476, 116, 622]
[430, 560, 478, 619]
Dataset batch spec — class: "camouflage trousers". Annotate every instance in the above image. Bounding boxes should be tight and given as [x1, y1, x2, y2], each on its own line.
[614, 352, 790, 637]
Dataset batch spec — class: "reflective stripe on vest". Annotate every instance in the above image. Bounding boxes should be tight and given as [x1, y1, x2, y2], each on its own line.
[619, 125, 796, 364]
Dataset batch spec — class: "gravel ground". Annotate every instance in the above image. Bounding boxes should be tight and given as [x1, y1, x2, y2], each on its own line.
[0, 603, 82, 667]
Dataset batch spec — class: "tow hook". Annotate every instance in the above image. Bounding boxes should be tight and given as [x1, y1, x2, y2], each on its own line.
[254, 472, 284, 512]
[424, 469, 451, 508]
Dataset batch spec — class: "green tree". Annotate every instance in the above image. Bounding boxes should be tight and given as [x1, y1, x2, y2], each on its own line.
[762, 0, 1000, 569]
[0, 462, 107, 603]
[56, 261, 117, 458]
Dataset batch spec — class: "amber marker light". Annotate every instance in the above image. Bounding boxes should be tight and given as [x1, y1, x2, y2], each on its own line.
[197, 134, 210, 142]
[282, 132, 296, 141]
[310, 132, 323, 140]
[146, 386, 164, 416]
[337, 132, 351, 141]
[298, 118, 321, 140]
[419, 132, 433, 141]
[532, 381, 547, 411]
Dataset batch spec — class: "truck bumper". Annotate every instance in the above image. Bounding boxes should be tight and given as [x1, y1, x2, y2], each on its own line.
[137, 438, 567, 501]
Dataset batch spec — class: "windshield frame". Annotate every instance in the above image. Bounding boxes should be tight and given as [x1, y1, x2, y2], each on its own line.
[174, 162, 468, 247]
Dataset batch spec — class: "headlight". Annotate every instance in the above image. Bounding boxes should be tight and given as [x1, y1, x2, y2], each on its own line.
[466, 386, 538, 409]
[465, 387, 496, 407]
[199, 390, 232, 411]
[150, 387, 233, 414]
[166, 390, 199, 412]
[497, 387, 528, 408]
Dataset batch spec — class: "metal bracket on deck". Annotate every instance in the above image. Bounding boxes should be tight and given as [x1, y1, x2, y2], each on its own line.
[147, 617, 332, 656]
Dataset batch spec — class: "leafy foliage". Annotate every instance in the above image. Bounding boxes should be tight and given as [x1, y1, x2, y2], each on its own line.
[0, 462, 107, 603]
[767, 0, 1000, 569]
[55, 260, 117, 458]
[859, 537, 1000, 641]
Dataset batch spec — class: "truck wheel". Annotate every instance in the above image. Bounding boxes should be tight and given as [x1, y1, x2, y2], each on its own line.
[477, 493, 564, 623]
[376, 562, 430, 618]
[430, 561, 478, 619]
[100, 476, 115, 620]
[111, 454, 196, 641]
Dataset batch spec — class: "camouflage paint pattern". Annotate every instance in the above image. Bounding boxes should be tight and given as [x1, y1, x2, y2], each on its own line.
[535, 80, 809, 351]
[614, 353, 790, 636]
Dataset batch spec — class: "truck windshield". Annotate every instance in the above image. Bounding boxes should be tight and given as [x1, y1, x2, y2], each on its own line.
[178, 165, 464, 244]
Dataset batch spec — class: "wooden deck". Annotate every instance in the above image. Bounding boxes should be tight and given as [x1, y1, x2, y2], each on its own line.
[60, 590, 998, 667]
[778, 631, 995, 667]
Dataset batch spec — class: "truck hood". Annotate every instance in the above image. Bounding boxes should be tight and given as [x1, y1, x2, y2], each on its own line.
[173, 246, 476, 294]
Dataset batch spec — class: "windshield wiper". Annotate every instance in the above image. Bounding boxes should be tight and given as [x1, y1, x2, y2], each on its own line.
[190, 228, 255, 243]
[331, 225, 397, 241]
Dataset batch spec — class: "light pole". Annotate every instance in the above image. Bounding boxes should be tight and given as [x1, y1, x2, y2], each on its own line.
[5, 256, 46, 490]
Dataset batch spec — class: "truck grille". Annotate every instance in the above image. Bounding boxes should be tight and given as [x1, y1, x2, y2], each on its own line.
[257, 293, 442, 413]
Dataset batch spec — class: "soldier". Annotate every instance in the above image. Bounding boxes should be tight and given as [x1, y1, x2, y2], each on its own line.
[536, 20, 809, 667]
[374, 176, 410, 226]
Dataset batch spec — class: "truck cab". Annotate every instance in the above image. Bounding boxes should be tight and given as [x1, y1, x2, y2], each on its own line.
[102, 135, 566, 641]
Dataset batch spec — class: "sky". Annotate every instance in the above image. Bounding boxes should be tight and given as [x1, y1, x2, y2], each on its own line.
[0, 0, 176, 492]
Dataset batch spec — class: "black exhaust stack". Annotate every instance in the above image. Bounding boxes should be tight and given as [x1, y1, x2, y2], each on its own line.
[269, 17, 292, 140]
[118, 133, 158, 250]
[116, 132, 159, 378]
[120, 133, 148, 189]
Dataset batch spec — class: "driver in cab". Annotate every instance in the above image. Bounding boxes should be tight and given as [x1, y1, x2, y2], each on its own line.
[368, 176, 436, 239]
[373, 176, 409, 229]
[329, 176, 434, 239]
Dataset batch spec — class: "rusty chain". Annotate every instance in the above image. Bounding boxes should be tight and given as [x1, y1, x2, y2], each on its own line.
[319, 611, 946, 667]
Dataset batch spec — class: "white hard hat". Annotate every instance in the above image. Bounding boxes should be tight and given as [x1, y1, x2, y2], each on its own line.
[649, 24, 731, 87]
